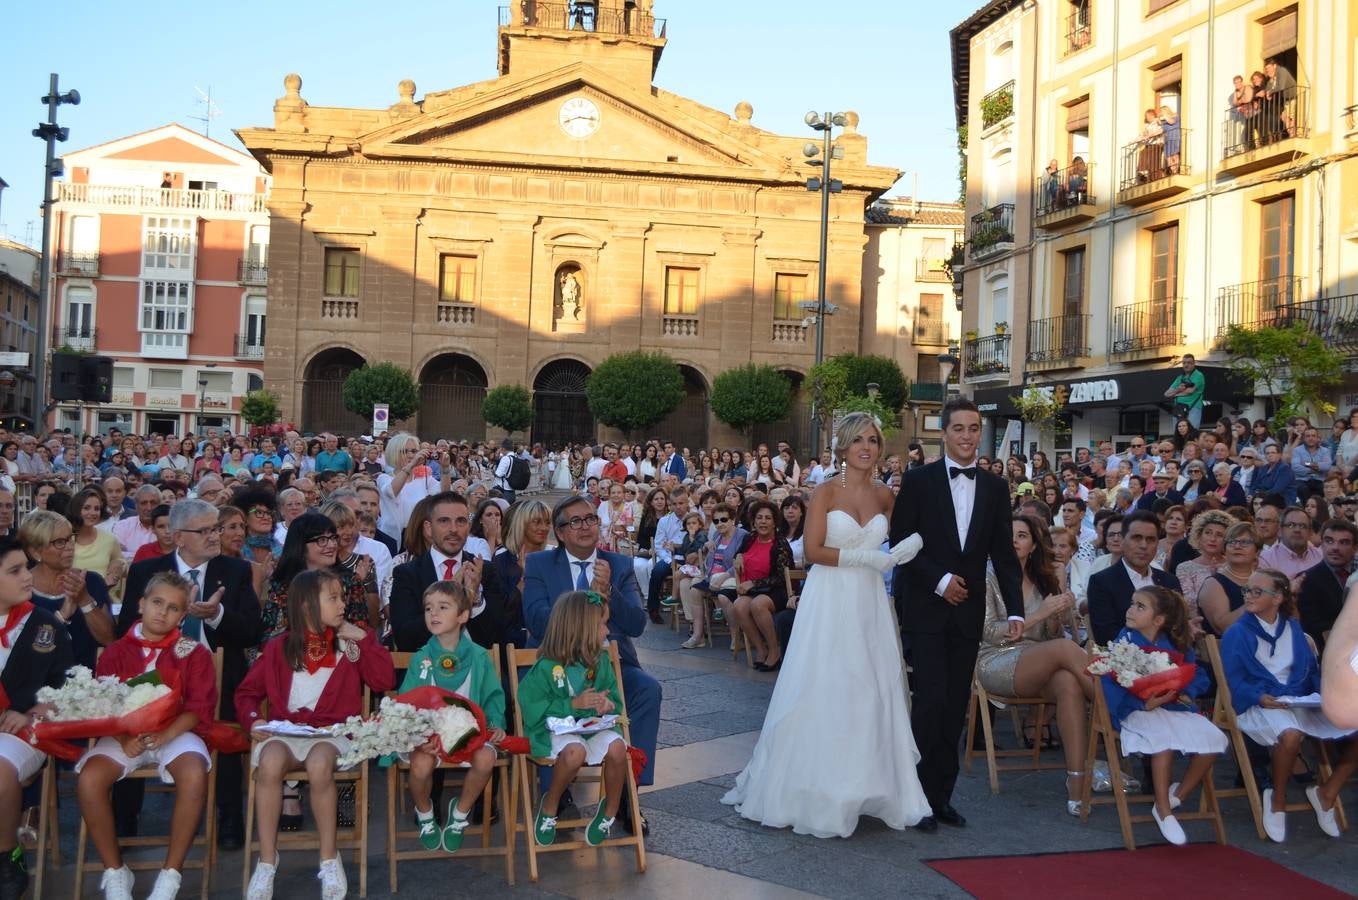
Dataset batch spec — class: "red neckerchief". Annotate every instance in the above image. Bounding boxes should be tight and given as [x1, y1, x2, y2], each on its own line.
[302, 628, 337, 675]
[0, 602, 34, 649]
[130, 625, 180, 665]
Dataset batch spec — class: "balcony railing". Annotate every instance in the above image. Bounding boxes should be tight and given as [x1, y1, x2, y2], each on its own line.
[1214, 276, 1304, 339]
[436, 303, 476, 326]
[497, 3, 665, 39]
[1063, 4, 1092, 56]
[238, 257, 268, 286]
[771, 321, 807, 344]
[321, 298, 361, 321]
[909, 382, 944, 403]
[915, 258, 952, 282]
[1118, 128, 1191, 193]
[661, 314, 699, 338]
[964, 333, 1011, 377]
[1036, 163, 1094, 218]
[56, 252, 100, 277]
[1287, 294, 1358, 358]
[1026, 314, 1090, 365]
[980, 81, 1015, 129]
[967, 203, 1015, 260]
[57, 182, 267, 214]
[914, 319, 949, 346]
[1110, 297, 1183, 355]
[234, 335, 265, 361]
[52, 327, 97, 352]
[1222, 84, 1310, 160]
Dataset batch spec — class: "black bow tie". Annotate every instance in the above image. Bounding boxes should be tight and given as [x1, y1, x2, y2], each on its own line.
[949, 466, 977, 480]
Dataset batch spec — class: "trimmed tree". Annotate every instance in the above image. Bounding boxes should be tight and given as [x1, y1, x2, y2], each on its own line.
[1224, 323, 1343, 427]
[481, 384, 534, 435]
[586, 351, 685, 437]
[710, 364, 793, 442]
[832, 353, 910, 414]
[341, 362, 420, 423]
[239, 390, 281, 428]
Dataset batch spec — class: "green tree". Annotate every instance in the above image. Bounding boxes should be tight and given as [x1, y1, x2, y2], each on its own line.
[586, 351, 684, 436]
[481, 384, 534, 435]
[239, 390, 281, 428]
[835, 395, 900, 439]
[710, 364, 793, 442]
[1223, 323, 1343, 427]
[341, 362, 420, 422]
[831, 353, 910, 413]
[809, 355, 908, 441]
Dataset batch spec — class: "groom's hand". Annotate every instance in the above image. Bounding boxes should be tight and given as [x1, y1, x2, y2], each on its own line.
[942, 576, 968, 605]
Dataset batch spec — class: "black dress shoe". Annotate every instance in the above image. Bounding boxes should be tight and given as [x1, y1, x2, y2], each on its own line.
[934, 804, 967, 827]
[913, 815, 938, 833]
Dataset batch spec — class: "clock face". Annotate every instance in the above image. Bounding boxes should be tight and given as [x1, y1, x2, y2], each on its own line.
[559, 97, 600, 139]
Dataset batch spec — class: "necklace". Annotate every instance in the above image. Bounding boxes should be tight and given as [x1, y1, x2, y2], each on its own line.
[1223, 564, 1252, 582]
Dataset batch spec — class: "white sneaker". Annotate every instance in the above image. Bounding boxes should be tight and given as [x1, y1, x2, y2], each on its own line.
[1306, 785, 1342, 838]
[1151, 804, 1187, 845]
[246, 857, 277, 900]
[680, 636, 701, 649]
[318, 856, 347, 900]
[147, 868, 182, 900]
[1261, 789, 1287, 842]
[100, 865, 134, 900]
[1168, 782, 1182, 811]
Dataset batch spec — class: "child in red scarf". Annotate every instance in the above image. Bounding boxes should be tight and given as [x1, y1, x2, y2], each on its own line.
[237, 568, 394, 900]
[76, 570, 213, 900]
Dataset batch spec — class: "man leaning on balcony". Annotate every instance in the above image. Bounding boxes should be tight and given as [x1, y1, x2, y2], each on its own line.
[1164, 354, 1205, 428]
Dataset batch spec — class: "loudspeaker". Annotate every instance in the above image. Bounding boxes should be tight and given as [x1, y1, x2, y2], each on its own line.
[81, 356, 113, 403]
[51, 352, 83, 401]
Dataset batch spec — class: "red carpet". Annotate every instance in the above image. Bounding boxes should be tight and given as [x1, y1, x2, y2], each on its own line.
[926, 844, 1351, 899]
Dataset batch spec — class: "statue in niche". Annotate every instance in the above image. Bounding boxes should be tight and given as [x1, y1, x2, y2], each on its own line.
[560, 271, 583, 320]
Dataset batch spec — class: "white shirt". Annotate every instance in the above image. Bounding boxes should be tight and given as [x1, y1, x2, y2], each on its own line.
[288, 666, 335, 713]
[464, 535, 493, 562]
[428, 547, 486, 618]
[585, 457, 606, 480]
[355, 535, 394, 606]
[653, 512, 685, 565]
[622, 457, 637, 477]
[376, 471, 440, 541]
[1123, 560, 1155, 591]
[564, 549, 599, 591]
[174, 552, 225, 645]
[494, 454, 514, 490]
[936, 456, 1022, 622]
[1253, 614, 1294, 681]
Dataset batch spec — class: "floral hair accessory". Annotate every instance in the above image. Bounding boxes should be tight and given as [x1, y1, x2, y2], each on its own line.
[585, 591, 604, 607]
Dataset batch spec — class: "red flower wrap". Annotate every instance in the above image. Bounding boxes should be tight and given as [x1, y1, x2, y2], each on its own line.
[1130, 663, 1197, 700]
[33, 673, 182, 742]
[394, 686, 489, 765]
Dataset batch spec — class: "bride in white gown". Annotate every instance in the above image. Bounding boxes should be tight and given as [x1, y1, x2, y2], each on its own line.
[722, 412, 931, 838]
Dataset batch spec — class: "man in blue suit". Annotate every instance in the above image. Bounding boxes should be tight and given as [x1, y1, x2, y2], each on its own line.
[524, 496, 662, 820]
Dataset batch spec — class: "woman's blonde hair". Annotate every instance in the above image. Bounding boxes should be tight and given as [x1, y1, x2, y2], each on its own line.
[320, 499, 356, 530]
[538, 590, 608, 668]
[833, 412, 883, 460]
[18, 509, 71, 553]
[504, 499, 552, 558]
[1188, 509, 1234, 551]
[384, 432, 420, 470]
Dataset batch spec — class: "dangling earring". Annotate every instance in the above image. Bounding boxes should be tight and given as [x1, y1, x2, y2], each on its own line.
[840, 458, 848, 487]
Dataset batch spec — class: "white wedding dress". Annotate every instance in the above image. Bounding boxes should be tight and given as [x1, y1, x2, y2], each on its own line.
[721, 510, 931, 838]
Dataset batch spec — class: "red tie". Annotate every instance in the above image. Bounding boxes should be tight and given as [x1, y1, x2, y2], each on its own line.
[443, 559, 457, 580]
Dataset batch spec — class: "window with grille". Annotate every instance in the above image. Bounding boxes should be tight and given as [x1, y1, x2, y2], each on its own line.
[664, 267, 699, 315]
[143, 216, 195, 271]
[324, 248, 361, 297]
[65, 287, 93, 337]
[140, 281, 191, 332]
[439, 255, 478, 303]
[773, 273, 807, 320]
[245, 296, 267, 346]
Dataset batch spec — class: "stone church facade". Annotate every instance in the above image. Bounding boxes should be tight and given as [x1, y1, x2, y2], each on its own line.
[237, 0, 899, 451]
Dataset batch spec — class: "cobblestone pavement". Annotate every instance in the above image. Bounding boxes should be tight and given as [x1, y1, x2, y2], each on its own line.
[38, 580, 1358, 899]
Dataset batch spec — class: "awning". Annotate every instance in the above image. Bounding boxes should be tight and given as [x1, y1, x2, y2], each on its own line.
[971, 364, 1253, 418]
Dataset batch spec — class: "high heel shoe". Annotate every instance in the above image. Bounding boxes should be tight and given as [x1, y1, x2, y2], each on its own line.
[1065, 770, 1086, 817]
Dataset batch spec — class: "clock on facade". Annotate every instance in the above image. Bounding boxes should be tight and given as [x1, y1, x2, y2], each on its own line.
[558, 97, 600, 139]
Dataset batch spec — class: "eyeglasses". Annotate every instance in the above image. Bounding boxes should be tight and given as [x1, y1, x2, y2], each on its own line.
[1225, 538, 1256, 548]
[179, 524, 224, 537]
[47, 536, 73, 550]
[712, 516, 731, 524]
[1283, 521, 1310, 529]
[1242, 586, 1280, 598]
[557, 515, 600, 530]
[308, 534, 339, 546]
[248, 507, 272, 517]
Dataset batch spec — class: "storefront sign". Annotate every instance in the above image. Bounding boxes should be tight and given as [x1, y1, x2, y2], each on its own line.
[147, 393, 180, 408]
[971, 365, 1250, 418]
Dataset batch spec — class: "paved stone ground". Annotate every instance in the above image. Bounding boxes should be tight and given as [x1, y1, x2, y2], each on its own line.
[35, 593, 1358, 899]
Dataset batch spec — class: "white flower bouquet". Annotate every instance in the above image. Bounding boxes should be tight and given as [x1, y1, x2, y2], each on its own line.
[329, 687, 488, 768]
[1086, 639, 1197, 699]
[34, 667, 180, 740]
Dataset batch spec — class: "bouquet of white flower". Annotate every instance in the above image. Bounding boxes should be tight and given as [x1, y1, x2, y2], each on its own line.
[329, 687, 489, 768]
[36, 666, 126, 721]
[1086, 638, 1196, 699]
[33, 667, 181, 739]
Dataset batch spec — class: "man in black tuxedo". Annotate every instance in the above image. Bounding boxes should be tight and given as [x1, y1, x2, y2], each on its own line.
[114, 498, 262, 848]
[1086, 510, 1181, 644]
[1297, 519, 1357, 654]
[891, 399, 1024, 831]
[388, 491, 512, 652]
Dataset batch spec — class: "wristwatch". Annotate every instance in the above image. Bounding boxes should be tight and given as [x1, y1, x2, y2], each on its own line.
[80, 600, 98, 615]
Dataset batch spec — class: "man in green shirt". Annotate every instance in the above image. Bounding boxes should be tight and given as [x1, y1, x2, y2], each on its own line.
[1165, 353, 1206, 428]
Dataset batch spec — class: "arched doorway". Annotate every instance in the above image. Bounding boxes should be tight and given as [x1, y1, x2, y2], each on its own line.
[302, 348, 367, 436]
[653, 365, 709, 450]
[419, 354, 488, 442]
[752, 370, 812, 457]
[532, 359, 594, 448]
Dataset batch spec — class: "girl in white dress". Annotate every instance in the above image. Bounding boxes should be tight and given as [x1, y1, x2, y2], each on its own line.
[722, 412, 928, 837]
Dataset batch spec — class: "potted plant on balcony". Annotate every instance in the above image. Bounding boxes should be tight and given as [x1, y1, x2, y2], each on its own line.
[965, 329, 978, 342]
[994, 321, 1008, 335]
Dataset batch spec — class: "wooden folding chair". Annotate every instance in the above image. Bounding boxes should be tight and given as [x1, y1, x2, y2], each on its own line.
[384, 650, 515, 891]
[29, 756, 57, 900]
[1201, 635, 1348, 839]
[72, 650, 225, 899]
[508, 647, 645, 883]
[241, 688, 372, 897]
[1080, 655, 1228, 850]
[963, 673, 1063, 793]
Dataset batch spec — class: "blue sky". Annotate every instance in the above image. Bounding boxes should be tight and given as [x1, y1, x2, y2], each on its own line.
[0, 0, 966, 246]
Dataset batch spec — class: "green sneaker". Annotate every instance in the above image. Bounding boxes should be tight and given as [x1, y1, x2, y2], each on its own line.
[585, 798, 615, 847]
[441, 797, 469, 853]
[415, 809, 441, 851]
[660, 597, 681, 607]
[534, 800, 557, 846]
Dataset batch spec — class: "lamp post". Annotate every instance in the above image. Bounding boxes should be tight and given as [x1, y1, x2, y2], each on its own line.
[198, 378, 209, 434]
[803, 111, 846, 457]
[937, 351, 959, 397]
[33, 74, 80, 432]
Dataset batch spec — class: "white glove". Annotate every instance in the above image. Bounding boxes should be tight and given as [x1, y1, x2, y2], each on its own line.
[889, 533, 923, 566]
[837, 548, 894, 574]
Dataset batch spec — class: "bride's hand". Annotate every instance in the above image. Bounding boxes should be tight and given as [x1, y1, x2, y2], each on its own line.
[888, 533, 923, 565]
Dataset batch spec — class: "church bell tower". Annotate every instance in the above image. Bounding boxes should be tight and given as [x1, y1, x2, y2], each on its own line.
[498, 1, 667, 87]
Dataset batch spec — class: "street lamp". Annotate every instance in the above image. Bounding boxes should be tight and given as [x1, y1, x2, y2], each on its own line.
[33, 74, 80, 430]
[804, 110, 846, 457]
[198, 378, 209, 433]
[937, 351, 959, 396]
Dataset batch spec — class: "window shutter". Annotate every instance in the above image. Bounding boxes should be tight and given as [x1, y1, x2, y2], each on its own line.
[1151, 58, 1183, 91]
[1065, 97, 1090, 132]
[1261, 10, 1297, 58]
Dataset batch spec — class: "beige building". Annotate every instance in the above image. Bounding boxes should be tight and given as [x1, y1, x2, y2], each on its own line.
[0, 238, 41, 428]
[952, 0, 1358, 459]
[237, 0, 900, 452]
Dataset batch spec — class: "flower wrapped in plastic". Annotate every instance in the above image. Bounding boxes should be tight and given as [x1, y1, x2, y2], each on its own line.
[392, 686, 488, 764]
[33, 667, 180, 741]
[1086, 639, 1197, 700]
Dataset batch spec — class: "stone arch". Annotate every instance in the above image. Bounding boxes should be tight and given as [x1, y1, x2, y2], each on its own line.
[652, 363, 710, 449]
[418, 353, 489, 442]
[301, 346, 368, 436]
[532, 358, 595, 448]
[752, 368, 812, 457]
